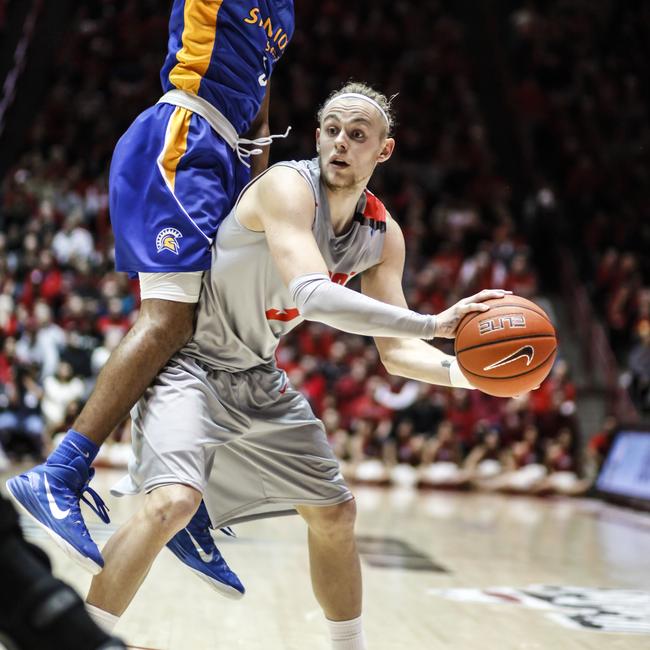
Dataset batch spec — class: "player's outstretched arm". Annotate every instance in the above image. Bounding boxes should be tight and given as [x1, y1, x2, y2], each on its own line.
[247, 171, 438, 338]
[245, 173, 506, 345]
[361, 215, 508, 388]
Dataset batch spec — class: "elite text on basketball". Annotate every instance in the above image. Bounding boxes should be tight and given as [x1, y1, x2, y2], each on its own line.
[478, 314, 526, 335]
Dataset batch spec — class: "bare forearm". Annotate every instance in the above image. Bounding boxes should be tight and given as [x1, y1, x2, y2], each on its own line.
[378, 338, 455, 387]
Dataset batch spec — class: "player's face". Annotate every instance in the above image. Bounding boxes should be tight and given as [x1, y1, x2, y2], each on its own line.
[316, 98, 394, 191]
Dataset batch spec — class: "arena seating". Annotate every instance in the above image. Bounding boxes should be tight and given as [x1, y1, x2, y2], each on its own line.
[0, 0, 597, 491]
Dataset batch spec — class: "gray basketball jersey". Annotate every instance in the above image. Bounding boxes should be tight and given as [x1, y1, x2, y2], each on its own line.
[182, 158, 387, 372]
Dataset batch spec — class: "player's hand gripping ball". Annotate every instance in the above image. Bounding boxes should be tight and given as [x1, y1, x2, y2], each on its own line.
[454, 295, 557, 397]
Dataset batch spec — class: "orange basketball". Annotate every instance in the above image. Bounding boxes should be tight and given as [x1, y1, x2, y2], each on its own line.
[454, 295, 557, 398]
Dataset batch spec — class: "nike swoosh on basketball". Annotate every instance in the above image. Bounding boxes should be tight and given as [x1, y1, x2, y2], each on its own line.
[187, 529, 214, 563]
[44, 475, 71, 520]
[483, 345, 535, 371]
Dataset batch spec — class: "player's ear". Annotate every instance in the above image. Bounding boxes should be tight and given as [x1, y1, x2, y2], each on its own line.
[315, 128, 321, 153]
[377, 137, 395, 164]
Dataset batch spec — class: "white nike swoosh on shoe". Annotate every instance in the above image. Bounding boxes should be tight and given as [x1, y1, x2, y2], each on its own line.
[187, 529, 214, 563]
[44, 474, 71, 520]
[483, 345, 535, 371]
[69, 441, 90, 458]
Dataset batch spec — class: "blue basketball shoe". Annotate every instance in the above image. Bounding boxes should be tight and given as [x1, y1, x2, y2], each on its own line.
[166, 500, 245, 599]
[6, 457, 109, 574]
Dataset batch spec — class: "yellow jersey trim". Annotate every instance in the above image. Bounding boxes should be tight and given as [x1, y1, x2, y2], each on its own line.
[169, 0, 224, 94]
[159, 107, 192, 191]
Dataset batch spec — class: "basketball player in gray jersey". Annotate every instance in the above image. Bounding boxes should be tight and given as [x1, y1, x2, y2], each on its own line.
[85, 82, 509, 649]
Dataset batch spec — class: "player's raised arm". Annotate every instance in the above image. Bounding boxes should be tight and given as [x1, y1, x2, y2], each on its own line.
[361, 214, 508, 388]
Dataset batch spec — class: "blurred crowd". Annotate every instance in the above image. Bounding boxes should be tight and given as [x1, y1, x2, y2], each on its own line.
[507, 0, 650, 412]
[1, 0, 632, 486]
[279, 335, 591, 494]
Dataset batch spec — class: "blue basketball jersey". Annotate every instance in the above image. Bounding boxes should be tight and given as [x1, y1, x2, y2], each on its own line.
[160, 0, 295, 135]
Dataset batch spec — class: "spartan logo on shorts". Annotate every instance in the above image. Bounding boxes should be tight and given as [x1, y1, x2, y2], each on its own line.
[156, 227, 182, 255]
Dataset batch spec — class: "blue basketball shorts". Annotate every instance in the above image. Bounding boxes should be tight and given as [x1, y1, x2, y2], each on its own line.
[109, 102, 250, 273]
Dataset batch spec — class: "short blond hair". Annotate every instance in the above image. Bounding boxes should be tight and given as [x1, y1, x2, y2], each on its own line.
[317, 82, 396, 137]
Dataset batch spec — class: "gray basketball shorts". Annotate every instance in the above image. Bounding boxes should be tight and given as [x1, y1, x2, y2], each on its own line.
[111, 356, 352, 529]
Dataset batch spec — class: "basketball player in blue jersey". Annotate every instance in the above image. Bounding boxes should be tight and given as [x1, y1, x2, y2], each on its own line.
[81, 82, 508, 648]
[7, 0, 294, 599]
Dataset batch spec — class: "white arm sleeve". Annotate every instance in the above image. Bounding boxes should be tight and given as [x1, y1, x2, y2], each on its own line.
[289, 273, 437, 339]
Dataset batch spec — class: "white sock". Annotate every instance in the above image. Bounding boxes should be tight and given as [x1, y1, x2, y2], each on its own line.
[86, 603, 119, 634]
[326, 615, 366, 650]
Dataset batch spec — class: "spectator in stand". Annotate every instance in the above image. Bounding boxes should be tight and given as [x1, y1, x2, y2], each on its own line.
[30, 301, 65, 380]
[384, 419, 426, 488]
[627, 320, 650, 412]
[374, 376, 420, 413]
[350, 418, 392, 485]
[488, 424, 547, 493]
[51, 211, 95, 266]
[0, 335, 16, 385]
[464, 427, 503, 484]
[0, 363, 44, 458]
[41, 361, 84, 438]
[346, 376, 394, 426]
[399, 385, 447, 438]
[504, 250, 538, 298]
[458, 247, 505, 295]
[499, 394, 533, 445]
[96, 296, 131, 340]
[14, 318, 42, 369]
[586, 415, 618, 480]
[446, 388, 478, 454]
[297, 355, 328, 416]
[384, 419, 425, 468]
[322, 407, 351, 474]
[319, 340, 350, 387]
[419, 420, 470, 489]
[334, 358, 369, 427]
[91, 329, 125, 378]
[535, 427, 591, 496]
[535, 360, 578, 440]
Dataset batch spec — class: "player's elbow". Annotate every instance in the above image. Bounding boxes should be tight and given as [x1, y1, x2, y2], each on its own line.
[298, 301, 324, 324]
[377, 341, 402, 376]
[381, 357, 402, 378]
[289, 274, 332, 324]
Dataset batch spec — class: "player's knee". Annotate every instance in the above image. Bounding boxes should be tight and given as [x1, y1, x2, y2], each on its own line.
[144, 485, 201, 532]
[308, 499, 357, 541]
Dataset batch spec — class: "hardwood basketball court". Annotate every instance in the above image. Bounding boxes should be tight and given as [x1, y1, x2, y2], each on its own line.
[3, 468, 649, 649]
